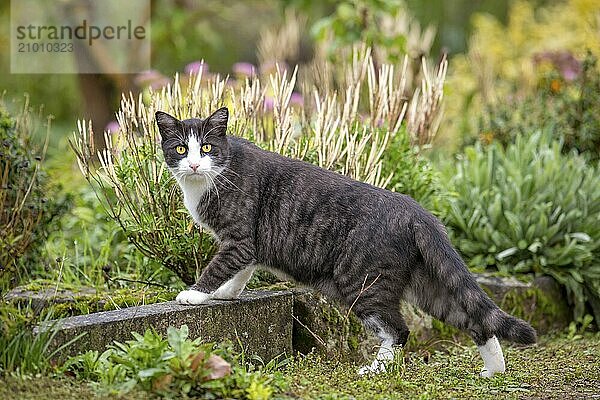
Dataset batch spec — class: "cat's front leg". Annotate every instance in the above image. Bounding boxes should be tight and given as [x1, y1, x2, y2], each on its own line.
[176, 290, 213, 305]
[176, 242, 255, 305]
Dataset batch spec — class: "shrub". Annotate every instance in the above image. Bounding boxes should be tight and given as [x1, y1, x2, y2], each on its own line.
[381, 127, 444, 212]
[40, 182, 174, 288]
[63, 325, 287, 398]
[440, 131, 600, 322]
[478, 51, 600, 158]
[442, 0, 600, 149]
[0, 102, 70, 290]
[310, 0, 436, 66]
[72, 49, 447, 284]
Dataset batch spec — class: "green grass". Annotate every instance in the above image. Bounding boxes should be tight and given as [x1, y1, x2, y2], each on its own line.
[1, 333, 598, 399]
[281, 333, 600, 399]
[0, 375, 148, 400]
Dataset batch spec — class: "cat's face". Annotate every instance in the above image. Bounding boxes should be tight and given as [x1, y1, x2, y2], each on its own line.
[155, 108, 230, 181]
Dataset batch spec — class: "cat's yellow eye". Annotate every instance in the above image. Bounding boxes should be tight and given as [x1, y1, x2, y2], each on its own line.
[176, 145, 187, 155]
[201, 144, 212, 153]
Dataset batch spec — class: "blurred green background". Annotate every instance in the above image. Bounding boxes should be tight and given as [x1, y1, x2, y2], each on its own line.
[0, 0, 516, 135]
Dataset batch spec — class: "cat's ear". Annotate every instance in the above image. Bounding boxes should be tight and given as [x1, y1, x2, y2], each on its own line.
[155, 111, 181, 140]
[204, 107, 229, 137]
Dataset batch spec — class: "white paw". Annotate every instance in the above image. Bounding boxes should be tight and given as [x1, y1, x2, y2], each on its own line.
[358, 360, 387, 375]
[176, 290, 212, 305]
[479, 365, 505, 378]
[480, 368, 494, 378]
[478, 336, 506, 378]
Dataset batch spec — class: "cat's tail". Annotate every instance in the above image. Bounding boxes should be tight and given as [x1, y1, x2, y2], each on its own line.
[414, 215, 537, 345]
[492, 309, 537, 344]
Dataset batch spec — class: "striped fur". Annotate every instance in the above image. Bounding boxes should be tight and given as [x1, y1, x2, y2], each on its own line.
[156, 108, 536, 373]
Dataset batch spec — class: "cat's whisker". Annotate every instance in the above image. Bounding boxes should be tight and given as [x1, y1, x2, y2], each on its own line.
[214, 173, 245, 194]
[221, 165, 242, 179]
[203, 171, 220, 205]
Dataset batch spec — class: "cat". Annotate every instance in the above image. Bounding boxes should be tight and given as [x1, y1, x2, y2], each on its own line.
[155, 107, 536, 377]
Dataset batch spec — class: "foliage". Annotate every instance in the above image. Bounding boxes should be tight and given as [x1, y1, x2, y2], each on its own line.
[72, 48, 447, 284]
[381, 127, 444, 212]
[151, 1, 284, 75]
[44, 151, 188, 288]
[0, 101, 70, 290]
[443, 0, 600, 149]
[3, 332, 600, 398]
[439, 132, 600, 321]
[310, 0, 435, 65]
[0, 4, 80, 122]
[63, 325, 287, 399]
[260, 6, 444, 145]
[478, 51, 600, 158]
[0, 304, 77, 375]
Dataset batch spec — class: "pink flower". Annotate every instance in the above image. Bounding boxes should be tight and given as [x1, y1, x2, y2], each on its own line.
[264, 96, 274, 112]
[290, 92, 303, 107]
[562, 67, 579, 82]
[185, 61, 208, 75]
[135, 70, 170, 89]
[533, 51, 581, 82]
[233, 62, 256, 77]
[105, 120, 120, 134]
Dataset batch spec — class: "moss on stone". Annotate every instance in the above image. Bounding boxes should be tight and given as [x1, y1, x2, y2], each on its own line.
[9, 280, 177, 319]
[499, 286, 571, 333]
[292, 290, 373, 362]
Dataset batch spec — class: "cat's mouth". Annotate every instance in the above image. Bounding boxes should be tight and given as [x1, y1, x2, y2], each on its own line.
[187, 170, 207, 177]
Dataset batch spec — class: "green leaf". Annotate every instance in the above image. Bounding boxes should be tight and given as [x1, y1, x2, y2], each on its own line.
[570, 232, 591, 242]
[496, 247, 518, 260]
[138, 367, 165, 379]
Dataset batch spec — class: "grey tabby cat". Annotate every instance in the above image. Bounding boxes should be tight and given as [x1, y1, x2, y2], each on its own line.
[156, 107, 536, 377]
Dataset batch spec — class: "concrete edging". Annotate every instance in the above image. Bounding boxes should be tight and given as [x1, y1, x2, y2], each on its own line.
[37, 290, 293, 362]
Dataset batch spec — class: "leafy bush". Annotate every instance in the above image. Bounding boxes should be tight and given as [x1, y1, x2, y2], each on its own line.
[443, 0, 600, 149]
[63, 325, 286, 399]
[45, 153, 190, 288]
[478, 51, 600, 158]
[0, 103, 70, 290]
[440, 132, 600, 322]
[381, 127, 444, 212]
[72, 49, 447, 284]
[311, 0, 435, 65]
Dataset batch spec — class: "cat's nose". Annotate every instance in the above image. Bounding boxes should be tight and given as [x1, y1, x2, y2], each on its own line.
[189, 163, 200, 172]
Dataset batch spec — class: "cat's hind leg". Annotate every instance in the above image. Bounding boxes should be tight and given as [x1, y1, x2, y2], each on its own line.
[404, 269, 506, 377]
[337, 282, 408, 375]
[357, 312, 408, 375]
[477, 336, 505, 377]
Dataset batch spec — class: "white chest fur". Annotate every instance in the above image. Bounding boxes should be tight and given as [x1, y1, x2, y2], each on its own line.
[178, 177, 216, 236]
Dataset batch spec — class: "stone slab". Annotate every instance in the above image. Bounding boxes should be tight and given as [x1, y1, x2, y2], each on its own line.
[5, 286, 99, 310]
[37, 290, 293, 362]
[477, 274, 571, 334]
